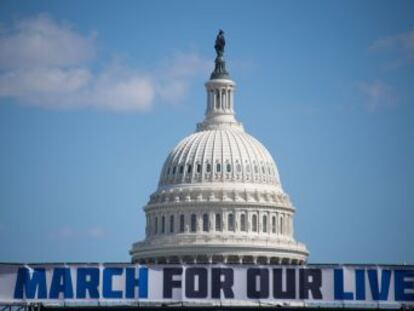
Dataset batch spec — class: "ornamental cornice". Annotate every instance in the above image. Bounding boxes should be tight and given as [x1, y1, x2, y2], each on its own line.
[132, 235, 307, 254]
[147, 187, 293, 208]
[144, 202, 295, 214]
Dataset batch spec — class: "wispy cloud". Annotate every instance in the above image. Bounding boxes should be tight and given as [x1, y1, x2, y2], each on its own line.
[55, 226, 76, 239]
[156, 51, 210, 104]
[357, 80, 398, 112]
[53, 225, 107, 240]
[369, 28, 414, 68]
[87, 226, 106, 239]
[0, 14, 209, 111]
[0, 14, 96, 70]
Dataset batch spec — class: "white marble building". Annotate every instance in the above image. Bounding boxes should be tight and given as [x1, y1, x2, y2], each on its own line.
[130, 34, 308, 265]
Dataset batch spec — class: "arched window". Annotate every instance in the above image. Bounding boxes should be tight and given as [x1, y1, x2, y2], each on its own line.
[167, 167, 170, 175]
[215, 213, 222, 231]
[187, 164, 192, 173]
[197, 164, 201, 173]
[172, 166, 176, 175]
[216, 163, 221, 172]
[252, 214, 257, 232]
[161, 216, 165, 234]
[228, 213, 235, 231]
[246, 164, 250, 172]
[154, 216, 158, 234]
[226, 163, 231, 172]
[254, 165, 258, 174]
[170, 215, 174, 233]
[262, 166, 265, 174]
[179, 214, 185, 233]
[272, 216, 276, 233]
[240, 214, 246, 231]
[236, 163, 241, 172]
[202, 214, 209, 232]
[263, 215, 267, 233]
[191, 214, 197, 232]
[206, 163, 211, 173]
[179, 165, 184, 174]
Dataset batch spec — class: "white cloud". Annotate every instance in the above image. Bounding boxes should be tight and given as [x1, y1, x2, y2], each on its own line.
[357, 81, 397, 111]
[52, 225, 107, 240]
[55, 226, 76, 239]
[156, 51, 210, 104]
[0, 15, 210, 112]
[0, 14, 96, 70]
[87, 226, 106, 239]
[0, 67, 91, 95]
[369, 28, 414, 66]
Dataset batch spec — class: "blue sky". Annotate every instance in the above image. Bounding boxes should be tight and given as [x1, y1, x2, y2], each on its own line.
[0, 0, 413, 264]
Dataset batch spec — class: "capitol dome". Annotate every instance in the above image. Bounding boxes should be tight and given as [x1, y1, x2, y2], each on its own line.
[159, 126, 281, 188]
[130, 33, 308, 265]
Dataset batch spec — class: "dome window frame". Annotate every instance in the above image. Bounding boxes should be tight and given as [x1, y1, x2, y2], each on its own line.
[216, 163, 221, 173]
[179, 214, 185, 233]
[228, 213, 235, 231]
[202, 214, 209, 232]
[226, 163, 231, 173]
[215, 213, 222, 231]
[190, 214, 197, 232]
[240, 213, 246, 231]
[170, 215, 175, 233]
[252, 214, 258, 232]
[263, 215, 267, 233]
[161, 216, 166, 234]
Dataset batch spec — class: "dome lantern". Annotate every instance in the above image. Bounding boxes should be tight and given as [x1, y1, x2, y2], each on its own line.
[198, 30, 240, 131]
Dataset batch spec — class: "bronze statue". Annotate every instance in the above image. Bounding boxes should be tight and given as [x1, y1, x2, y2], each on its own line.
[210, 29, 229, 79]
[214, 30, 225, 57]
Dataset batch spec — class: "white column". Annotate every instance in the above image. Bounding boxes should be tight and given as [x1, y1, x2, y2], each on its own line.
[223, 210, 227, 231]
[197, 213, 202, 232]
[213, 90, 217, 111]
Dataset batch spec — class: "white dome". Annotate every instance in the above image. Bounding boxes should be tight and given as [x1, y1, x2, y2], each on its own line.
[130, 72, 308, 265]
[158, 127, 281, 189]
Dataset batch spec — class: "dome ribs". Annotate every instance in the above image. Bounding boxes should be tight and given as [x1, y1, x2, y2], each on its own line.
[192, 128, 210, 183]
[219, 130, 225, 182]
[210, 130, 219, 182]
[235, 129, 254, 183]
[223, 129, 236, 182]
[249, 135, 273, 184]
[178, 134, 199, 184]
[182, 131, 202, 184]
[200, 130, 215, 183]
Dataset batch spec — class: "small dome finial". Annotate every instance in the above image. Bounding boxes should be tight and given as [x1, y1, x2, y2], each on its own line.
[210, 29, 230, 80]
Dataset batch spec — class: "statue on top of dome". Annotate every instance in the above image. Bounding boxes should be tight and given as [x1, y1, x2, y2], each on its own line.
[210, 29, 229, 79]
[215, 29, 225, 57]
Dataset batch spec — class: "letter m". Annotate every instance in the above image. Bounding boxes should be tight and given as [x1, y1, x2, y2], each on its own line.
[14, 267, 47, 299]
